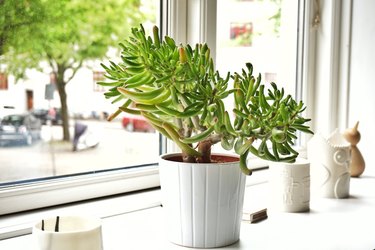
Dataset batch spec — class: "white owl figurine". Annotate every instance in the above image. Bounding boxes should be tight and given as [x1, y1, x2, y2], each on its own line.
[307, 129, 351, 198]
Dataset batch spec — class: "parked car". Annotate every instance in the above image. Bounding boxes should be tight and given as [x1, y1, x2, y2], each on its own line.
[31, 108, 62, 125]
[0, 113, 42, 146]
[122, 114, 155, 133]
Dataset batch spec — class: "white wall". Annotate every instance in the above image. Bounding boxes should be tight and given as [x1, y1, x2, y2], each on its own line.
[347, 0, 375, 171]
[65, 66, 119, 117]
[0, 70, 49, 117]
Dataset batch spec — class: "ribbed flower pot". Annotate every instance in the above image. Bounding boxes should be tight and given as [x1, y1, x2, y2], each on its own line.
[159, 153, 246, 248]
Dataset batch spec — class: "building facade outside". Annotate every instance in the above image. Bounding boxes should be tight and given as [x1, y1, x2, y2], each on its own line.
[0, 62, 113, 120]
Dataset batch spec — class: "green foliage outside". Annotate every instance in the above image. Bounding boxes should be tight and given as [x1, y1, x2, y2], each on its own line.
[0, 0, 151, 141]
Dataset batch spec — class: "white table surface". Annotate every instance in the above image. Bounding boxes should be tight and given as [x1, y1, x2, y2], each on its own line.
[1, 174, 375, 250]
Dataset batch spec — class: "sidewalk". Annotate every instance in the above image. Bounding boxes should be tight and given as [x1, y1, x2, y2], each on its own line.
[0, 120, 159, 183]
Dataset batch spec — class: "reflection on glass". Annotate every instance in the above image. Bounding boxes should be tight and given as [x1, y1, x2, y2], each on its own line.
[0, 0, 159, 184]
[229, 22, 254, 46]
[214, 0, 298, 154]
[216, 0, 297, 95]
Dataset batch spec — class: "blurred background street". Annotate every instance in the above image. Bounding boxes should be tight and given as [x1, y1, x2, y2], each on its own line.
[0, 119, 159, 183]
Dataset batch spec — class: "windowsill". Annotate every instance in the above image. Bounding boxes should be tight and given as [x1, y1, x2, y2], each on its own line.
[0, 187, 163, 240]
[2, 170, 375, 249]
[0, 165, 268, 240]
[0, 157, 268, 236]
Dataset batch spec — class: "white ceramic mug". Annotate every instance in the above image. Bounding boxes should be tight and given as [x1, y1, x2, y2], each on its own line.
[33, 216, 103, 250]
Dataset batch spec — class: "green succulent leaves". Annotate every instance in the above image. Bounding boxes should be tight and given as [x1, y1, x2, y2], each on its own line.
[99, 25, 313, 175]
[232, 65, 313, 165]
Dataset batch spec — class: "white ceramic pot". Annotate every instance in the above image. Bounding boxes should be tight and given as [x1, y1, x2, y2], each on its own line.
[33, 216, 103, 250]
[268, 159, 310, 213]
[307, 130, 351, 198]
[159, 153, 246, 248]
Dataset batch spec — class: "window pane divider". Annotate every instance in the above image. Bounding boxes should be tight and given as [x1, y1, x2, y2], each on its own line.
[0, 165, 160, 215]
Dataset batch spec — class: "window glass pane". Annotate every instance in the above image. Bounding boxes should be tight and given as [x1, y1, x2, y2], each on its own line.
[217, 0, 298, 95]
[214, 0, 299, 154]
[0, 0, 159, 184]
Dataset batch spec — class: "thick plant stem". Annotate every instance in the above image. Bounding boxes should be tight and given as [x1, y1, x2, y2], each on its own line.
[197, 139, 212, 163]
[182, 151, 197, 163]
[181, 140, 212, 163]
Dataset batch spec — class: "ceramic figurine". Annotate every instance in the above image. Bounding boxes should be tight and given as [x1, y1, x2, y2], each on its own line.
[268, 159, 310, 213]
[343, 121, 365, 177]
[307, 130, 351, 198]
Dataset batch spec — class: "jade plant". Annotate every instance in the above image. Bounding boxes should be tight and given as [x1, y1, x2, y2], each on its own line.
[98, 25, 313, 175]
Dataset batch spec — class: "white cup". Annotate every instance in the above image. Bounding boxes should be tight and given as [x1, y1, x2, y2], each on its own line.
[33, 216, 103, 250]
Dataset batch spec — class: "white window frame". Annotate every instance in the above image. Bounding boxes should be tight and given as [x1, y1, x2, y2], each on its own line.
[0, 1, 169, 215]
[0, 0, 352, 217]
[308, 0, 353, 134]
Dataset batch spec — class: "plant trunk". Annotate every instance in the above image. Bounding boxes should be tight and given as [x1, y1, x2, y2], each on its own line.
[181, 139, 212, 164]
[181, 152, 196, 163]
[197, 139, 212, 163]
